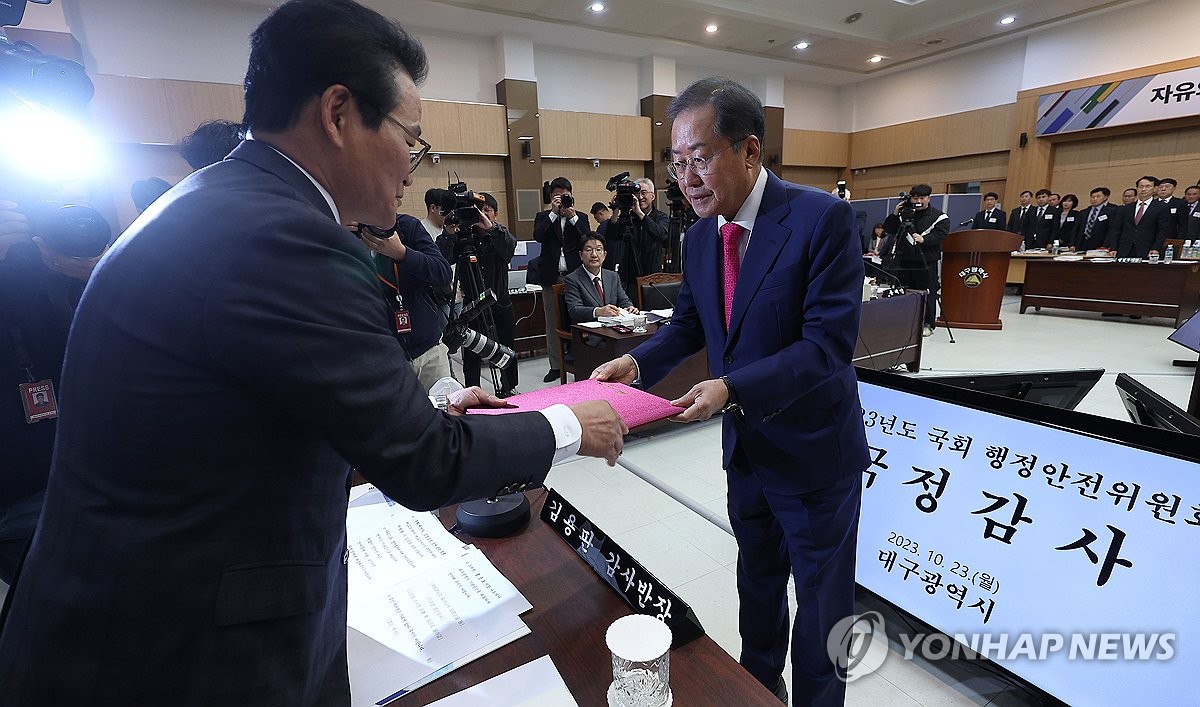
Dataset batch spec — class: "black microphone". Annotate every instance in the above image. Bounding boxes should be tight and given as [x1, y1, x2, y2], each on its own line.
[863, 257, 903, 290]
[958, 219, 973, 227]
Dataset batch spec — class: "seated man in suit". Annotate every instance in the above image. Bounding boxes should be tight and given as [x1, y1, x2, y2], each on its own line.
[971, 191, 1006, 230]
[564, 233, 639, 323]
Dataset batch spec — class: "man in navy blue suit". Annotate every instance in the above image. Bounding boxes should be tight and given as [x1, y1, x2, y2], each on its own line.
[0, 1, 626, 703]
[595, 77, 869, 706]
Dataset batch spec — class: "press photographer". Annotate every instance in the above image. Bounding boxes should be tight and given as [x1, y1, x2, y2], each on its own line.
[531, 176, 591, 383]
[598, 172, 668, 294]
[882, 183, 948, 336]
[439, 184, 519, 396]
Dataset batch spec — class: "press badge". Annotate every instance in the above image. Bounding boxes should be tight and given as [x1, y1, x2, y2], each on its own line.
[394, 309, 412, 334]
[19, 379, 58, 423]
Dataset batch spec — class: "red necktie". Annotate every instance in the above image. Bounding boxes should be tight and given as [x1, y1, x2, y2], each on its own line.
[593, 276, 604, 302]
[1134, 201, 1145, 225]
[720, 222, 745, 329]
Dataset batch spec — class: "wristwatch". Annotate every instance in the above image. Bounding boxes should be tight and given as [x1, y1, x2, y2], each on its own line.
[719, 375, 741, 414]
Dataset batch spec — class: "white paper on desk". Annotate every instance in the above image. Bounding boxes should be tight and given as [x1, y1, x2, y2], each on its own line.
[648, 308, 673, 318]
[346, 546, 532, 686]
[346, 499, 469, 595]
[348, 624, 532, 706]
[575, 321, 603, 329]
[597, 313, 637, 325]
[426, 654, 579, 707]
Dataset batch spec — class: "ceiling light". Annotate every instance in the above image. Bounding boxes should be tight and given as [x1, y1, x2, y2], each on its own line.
[844, 12, 864, 24]
[794, 41, 810, 50]
[589, 2, 605, 12]
[654, 121, 663, 126]
[868, 55, 884, 63]
[1000, 16, 1016, 25]
[705, 24, 719, 33]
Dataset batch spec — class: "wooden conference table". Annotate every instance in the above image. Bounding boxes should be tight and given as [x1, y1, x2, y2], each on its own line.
[1019, 258, 1200, 326]
[570, 322, 710, 401]
[392, 492, 780, 705]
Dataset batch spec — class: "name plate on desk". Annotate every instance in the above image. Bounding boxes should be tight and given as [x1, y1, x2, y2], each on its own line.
[540, 488, 704, 648]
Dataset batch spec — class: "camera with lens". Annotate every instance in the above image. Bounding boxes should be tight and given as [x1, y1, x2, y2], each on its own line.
[540, 181, 573, 209]
[606, 171, 639, 211]
[441, 289, 515, 370]
[448, 179, 486, 230]
[895, 190, 917, 224]
[665, 179, 686, 208]
[27, 201, 111, 258]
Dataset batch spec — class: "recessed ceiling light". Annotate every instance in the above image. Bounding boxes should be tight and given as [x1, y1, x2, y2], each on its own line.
[868, 55, 884, 63]
[589, 2, 605, 12]
[921, 38, 944, 46]
[1000, 16, 1016, 25]
[705, 24, 719, 33]
[794, 41, 810, 50]
[654, 121, 663, 126]
[844, 12, 864, 24]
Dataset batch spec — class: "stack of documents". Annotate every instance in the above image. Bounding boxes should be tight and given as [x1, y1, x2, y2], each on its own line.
[597, 312, 638, 326]
[346, 486, 533, 706]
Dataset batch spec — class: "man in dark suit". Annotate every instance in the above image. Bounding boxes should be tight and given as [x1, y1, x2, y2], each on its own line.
[971, 191, 1006, 230]
[1027, 188, 1059, 249]
[530, 176, 591, 382]
[1156, 177, 1188, 237]
[1007, 190, 1034, 242]
[600, 177, 669, 294]
[1183, 185, 1200, 239]
[1074, 187, 1120, 251]
[1107, 176, 1173, 258]
[564, 233, 638, 323]
[0, 2, 626, 703]
[595, 77, 868, 706]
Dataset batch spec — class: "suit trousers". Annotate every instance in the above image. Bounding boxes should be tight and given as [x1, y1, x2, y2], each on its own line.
[728, 459, 861, 707]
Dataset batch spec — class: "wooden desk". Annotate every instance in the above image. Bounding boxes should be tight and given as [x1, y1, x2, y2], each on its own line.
[393, 492, 779, 706]
[1020, 259, 1200, 326]
[570, 323, 710, 401]
[1006, 252, 1057, 284]
[856, 292, 926, 372]
[510, 290, 546, 358]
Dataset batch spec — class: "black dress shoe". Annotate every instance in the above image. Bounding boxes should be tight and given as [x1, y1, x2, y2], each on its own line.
[770, 676, 788, 704]
[543, 369, 560, 383]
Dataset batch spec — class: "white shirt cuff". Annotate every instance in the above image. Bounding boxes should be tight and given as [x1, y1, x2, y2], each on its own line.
[548, 212, 560, 223]
[538, 403, 583, 464]
[567, 214, 579, 226]
[627, 354, 642, 385]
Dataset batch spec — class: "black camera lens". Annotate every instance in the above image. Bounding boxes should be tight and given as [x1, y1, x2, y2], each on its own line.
[37, 204, 111, 258]
[559, 194, 574, 209]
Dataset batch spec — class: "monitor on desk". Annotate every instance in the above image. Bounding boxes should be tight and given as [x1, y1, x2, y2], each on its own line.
[919, 368, 1103, 410]
[1115, 372, 1200, 435]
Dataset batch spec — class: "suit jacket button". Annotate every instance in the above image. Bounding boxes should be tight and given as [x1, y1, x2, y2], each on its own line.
[723, 355, 733, 364]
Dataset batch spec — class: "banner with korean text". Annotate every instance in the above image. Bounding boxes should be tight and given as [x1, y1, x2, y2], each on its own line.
[1035, 68, 1200, 136]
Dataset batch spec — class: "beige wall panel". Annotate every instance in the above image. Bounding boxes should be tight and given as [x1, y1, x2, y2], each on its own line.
[541, 158, 646, 224]
[540, 110, 651, 161]
[850, 105, 1014, 169]
[782, 130, 849, 168]
[851, 153, 1009, 200]
[162, 80, 243, 141]
[397, 156, 508, 220]
[89, 74, 173, 144]
[1052, 128, 1200, 200]
[779, 166, 842, 190]
[419, 100, 507, 155]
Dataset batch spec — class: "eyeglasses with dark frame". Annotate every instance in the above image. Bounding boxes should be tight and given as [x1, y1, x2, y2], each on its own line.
[355, 94, 432, 172]
[666, 137, 747, 181]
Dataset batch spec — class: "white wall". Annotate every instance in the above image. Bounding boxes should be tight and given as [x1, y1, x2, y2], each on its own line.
[415, 30, 497, 103]
[534, 48, 639, 115]
[842, 40, 1027, 132]
[675, 64, 764, 103]
[783, 81, 841, 132]
[1022, 0, 1197, 91]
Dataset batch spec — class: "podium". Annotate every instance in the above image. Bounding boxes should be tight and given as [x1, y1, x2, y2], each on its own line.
[938, 229, 1022, 330]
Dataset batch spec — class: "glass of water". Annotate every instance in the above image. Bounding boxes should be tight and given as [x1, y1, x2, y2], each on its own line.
[606, 614, 672, 707]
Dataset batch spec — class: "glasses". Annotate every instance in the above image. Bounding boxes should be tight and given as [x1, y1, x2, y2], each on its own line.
[666, 139, 745, 180]
[356, 94, 432, 172]
[582, 246, 606, 254]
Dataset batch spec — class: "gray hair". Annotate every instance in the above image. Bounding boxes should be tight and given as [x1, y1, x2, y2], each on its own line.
[668, 77, 765, 151]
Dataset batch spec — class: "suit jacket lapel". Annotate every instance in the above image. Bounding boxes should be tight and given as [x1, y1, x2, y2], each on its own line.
[726, 172, 790, 347]
[228, 140, 337, 221]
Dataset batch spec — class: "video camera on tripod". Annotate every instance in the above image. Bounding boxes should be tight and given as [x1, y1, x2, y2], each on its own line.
[606, 171, 639, 212]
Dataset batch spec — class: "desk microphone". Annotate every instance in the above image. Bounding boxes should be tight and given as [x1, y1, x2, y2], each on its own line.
[958, 219, 974, 227]
[863, 258, 903, 290]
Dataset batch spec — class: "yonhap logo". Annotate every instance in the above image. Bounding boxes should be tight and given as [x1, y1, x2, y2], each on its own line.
[827, 611, 889, 681]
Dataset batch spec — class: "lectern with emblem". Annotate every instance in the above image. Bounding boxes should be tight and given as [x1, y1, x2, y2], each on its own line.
[938, 229, 1023, 330]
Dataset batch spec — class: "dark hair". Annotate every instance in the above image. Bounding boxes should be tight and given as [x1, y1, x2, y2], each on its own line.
[1091, 187, 1111, 197]
[130, 177, 172, 213]
[1160, 177, 1177, 187]
[1050, 193, 1061, 199]
[1061, 193, 1078, 209]
[479, 191, 499, 212]
[179, 120, 243, 170]
[1137, 176, 1159, 186]
[549, 177, 573, 193]
[983, 192, 999, 200]
[1187, 184, 1200, 191]
[424, 188, 447, 209]
[910, 184, 932, 197]
[1123, 187, 1138, 194]
[243, 0, 428, 133]
[872, 222, 885, 232]
[590, 201, 609, 216]
[668, 77, 765, 156]
[1020, 190, 1033, 197]
[582, 232, 607, 248]
[1035, 188, 1051, 197]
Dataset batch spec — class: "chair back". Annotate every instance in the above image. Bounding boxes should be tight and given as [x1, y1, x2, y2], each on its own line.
[637, 272, 683, 310]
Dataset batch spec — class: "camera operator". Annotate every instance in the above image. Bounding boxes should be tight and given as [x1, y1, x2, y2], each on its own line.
[883, 183, 949, 336]
[531, 177, 591, 383]
[600, 176, 668, 295]
[358, 213, 454, 390]
[449, 192, 519, 396]
[0, 198, 105, 585]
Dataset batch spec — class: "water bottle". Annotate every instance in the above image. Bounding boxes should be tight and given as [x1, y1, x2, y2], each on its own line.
[1186, 240, 1196, 259]
[1018, 240, 1026, 254]
[1164, 245, 1174, 264]
[1149, 250, 1160, 263]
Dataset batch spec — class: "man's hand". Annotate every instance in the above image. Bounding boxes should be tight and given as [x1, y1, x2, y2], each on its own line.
[594, 304, 622, 318]
[569, 399, 627, 465]
[623, 305, 640, 314]
[550, 194, 563, 216]
[0, 200, 33, 258]
[562, 205, 577, 221]
[360, 231, 407, 261]
[33, 237, 100, 281]
[446, 386, 508, 416]
[669, 379, 729, 423]
[912, 234, 925, 244]
[591, 354, 637, 385]
[471, 207, 494, 232]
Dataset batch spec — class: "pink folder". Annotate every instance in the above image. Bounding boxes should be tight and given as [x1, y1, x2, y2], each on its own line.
[468, 379, 682, 428]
